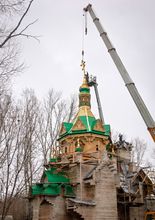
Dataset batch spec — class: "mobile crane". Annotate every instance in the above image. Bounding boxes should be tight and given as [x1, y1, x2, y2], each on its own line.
[84, 4, 155, 142]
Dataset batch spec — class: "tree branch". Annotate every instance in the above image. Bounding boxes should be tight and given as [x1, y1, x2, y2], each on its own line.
[0, 0, 34, 48]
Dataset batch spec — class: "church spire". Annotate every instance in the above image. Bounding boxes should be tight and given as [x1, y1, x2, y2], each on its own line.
[79, 74, 90, 107]
[79, 60, 91, 107]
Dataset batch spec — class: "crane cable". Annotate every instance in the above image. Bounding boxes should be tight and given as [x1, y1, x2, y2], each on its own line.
[81, 11, 87, 73]
[85, 10, 87, 35]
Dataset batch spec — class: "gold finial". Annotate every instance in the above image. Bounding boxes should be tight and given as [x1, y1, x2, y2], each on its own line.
[80, 59, 89, 88]
[80, 61, 89, 89]
[80, 60, 86, 75]
[82, 74, 88, 86]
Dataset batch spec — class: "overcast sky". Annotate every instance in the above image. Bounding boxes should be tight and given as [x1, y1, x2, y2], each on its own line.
[13, 0, 155, 161]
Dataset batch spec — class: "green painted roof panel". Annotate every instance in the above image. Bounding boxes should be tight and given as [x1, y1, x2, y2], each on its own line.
[43, 184, 61, 195]
[32, 184, 43, 195]
[104, 124, 111, 136]
[32, 183, 75, 197]
[64, 185, 76, 197]
[63, 122, 73, 132]
[78, 116, 95, 131]
[79, 87, 90, 93]
[45, 168, 70, 183]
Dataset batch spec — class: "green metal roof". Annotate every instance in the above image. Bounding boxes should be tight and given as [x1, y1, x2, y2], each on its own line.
[31, 167, 75, 197]
[45, 168, 69, 183]
[64, 185, 76, 197]
[58, 115, 111, 140]
[79, 87, 90, 93]
[43, 184, 61, 195]
[32, 182, 75, 197]
[78, 116, 95, 131]
[63, 122, 72, 132]
[103, 124, 111, 136]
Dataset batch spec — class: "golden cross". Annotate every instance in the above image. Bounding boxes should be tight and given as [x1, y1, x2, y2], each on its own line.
[80, 60, 86, 75]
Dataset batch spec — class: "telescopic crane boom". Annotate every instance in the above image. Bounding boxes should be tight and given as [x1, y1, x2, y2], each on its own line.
[86, 73, 105, 124]
[84, 4, 155, 142]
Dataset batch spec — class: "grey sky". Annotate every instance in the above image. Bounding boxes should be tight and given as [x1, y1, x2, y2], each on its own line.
[13, 0, 155, 159]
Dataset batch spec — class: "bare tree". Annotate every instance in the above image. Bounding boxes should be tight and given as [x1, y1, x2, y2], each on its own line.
[36, 90, 65, 164]
[35, 90, 78, 164]
[0, 1, 38, 215]
[0, 89, 41, 219]
[131, 137, 147, 167]
[66, 94, 77, 123]
[0, 84, 78, 219]
[0, 0, 36, 48]
[0, 0, 25, 14]
[0, 0, 36, 91]
[111, 131, 147, 168]
[0, 94, 25, 219]
[19, 89, 41, 193]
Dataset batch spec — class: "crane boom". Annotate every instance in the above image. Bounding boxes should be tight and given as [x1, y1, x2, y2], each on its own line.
[86, 73, 105, 124]
[84, 4, 155, 142]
